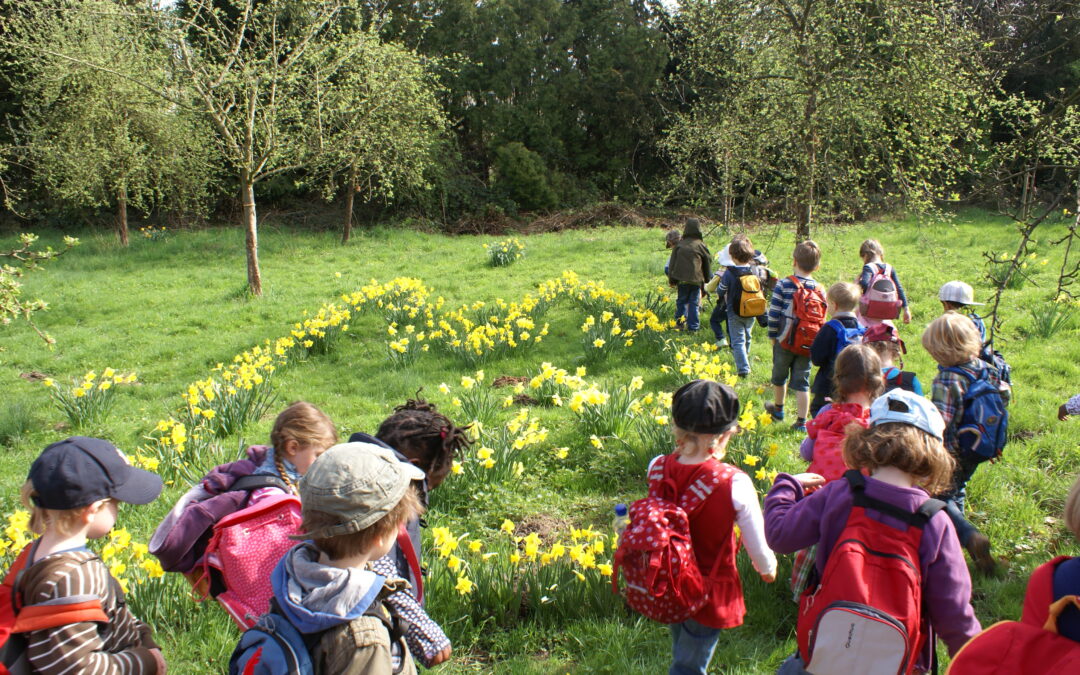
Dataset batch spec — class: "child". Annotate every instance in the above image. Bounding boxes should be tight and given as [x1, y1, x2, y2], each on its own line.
[801, 344, 882, 483]
[348, 397, 472, 667]
[16, 437, 166, 673]
[858, 239, 911, 324]
[1021, 473, 1080, 642]
[151, 401, 337, 624]
[938, 280, 987, 341]
[864, 322, 924, 394]
[713, 235, 763, 376]
[809, 282, 864, 417]
[666, 218, 712, 331]
[766, 389, 981, 673]
[766, 240, 824, 432]
[1061, 394, 1080, 421]
[264, 442, 423, 674]
[704, 245, 733, 348]
[922, 313, 1010, 574]
[655, 380, 776, 675]
[663, 228, 682, 276]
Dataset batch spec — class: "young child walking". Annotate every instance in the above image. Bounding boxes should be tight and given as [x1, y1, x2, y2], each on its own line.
[712, 235, 766, 376]
[801, 344, 882, 483]
[232, 442, 424, 674]
[809, 282, 865, 417]
[767, 240, 825, 432]
[864, 323, 923, 394]
[666, 218, 712, 331]
[766, 389, 981, 674]
[12, 437, 166, 673]
[857, 239, 911, 325]
[647, 380, 776, 675]
[348, 397, 472, 668]
[923, 312, 1010, 574]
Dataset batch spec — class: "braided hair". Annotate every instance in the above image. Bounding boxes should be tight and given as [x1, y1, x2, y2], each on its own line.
[376, 395, 472, 484]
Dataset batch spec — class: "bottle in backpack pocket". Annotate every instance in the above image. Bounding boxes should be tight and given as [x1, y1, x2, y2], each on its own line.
[612, 503, 630, 539]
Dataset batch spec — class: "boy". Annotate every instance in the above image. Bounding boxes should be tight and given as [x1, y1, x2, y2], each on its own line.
[663, 228, 681, 276]
[922, 313, 1010, 575]
[713, 235, 761, 376]
[17, 436, 165, 673]
[666, 218, 711, 331]
[939, 280, 987, 342]
[766, 240, 823, 432]
[270, 442, 423, 674]
[809, 282, 863, 416]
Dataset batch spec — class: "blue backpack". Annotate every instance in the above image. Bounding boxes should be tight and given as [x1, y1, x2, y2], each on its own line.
[941, 366, 1008, 461]
[826, 319, 866, 355]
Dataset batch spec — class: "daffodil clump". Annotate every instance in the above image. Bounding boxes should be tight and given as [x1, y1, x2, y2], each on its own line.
[42, 367, 138, 428]
[724, 400, 781, 491]
[426, 520, 622, 628]
[484, 237, 526, 267]
[138, 225, 167, 241]
[291, 303, 351, 356]
[568, 375, 647, 439]
[526, 362, 589, 407]
[580, 311, 635, 361]
[444, 408, 550, 495]
[439, 371, 500, 425]
[665, 342, 739, 386]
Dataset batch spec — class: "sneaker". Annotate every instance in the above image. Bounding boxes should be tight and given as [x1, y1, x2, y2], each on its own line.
[791, 422, 807, 433]
[965, 532, 997, 575]
[715, 338, 729, 348]
[764, 402, 784, 422]
[737, 372, 749, 379]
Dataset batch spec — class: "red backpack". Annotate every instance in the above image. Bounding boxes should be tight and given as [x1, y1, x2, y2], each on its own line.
[781, 276, 827, 356]
[947, 557, 1080, 673]
[797, 471, 944, 675]
[612, 455, 733, 624]
[859, 263, 903, 320]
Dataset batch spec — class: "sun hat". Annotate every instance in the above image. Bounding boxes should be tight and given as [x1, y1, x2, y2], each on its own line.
[717, 245, 735, 267]
[869, 389, 945, 440]
[938, 281, 984, 306]
[671, 380, 740, 435]
[863, 323, 907, 354]
[296, 442, 424, 540]
[28, 436, 163, 510]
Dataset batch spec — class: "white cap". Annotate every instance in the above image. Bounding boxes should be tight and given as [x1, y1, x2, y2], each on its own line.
[870, 389, 946, 440]
[716, 245, 734, 267]
[938, 281, 983, 306]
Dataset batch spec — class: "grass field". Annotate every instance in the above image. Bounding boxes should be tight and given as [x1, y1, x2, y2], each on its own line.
[1, 210, 1079, 673]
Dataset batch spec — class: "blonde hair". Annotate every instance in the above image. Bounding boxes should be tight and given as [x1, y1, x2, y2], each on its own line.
[271, 402, 338, 453]
[921, 312, 982, 367]
[793, 240, 821, 272]
[842, 423, 956, 495]
[860, 239, 885, 262]
[1066, 474, 1080, 540]
[306, 486, 423, 561]
[673, 426, 725, 460]
[729, 235, 755, 264]
[833, 344, 883, 402]
[867, 339, 902, 363]
[827, 282, 861, 312]
[21, 481, 86, 538]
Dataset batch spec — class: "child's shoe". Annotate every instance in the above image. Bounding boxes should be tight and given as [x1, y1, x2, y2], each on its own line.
[715, 338, 729, 348]
[764, 402, 784, 422]
[965, 532, 997, 575]
[791, 422, 807, 433]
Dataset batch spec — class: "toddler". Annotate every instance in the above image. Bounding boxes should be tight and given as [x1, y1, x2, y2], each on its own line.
[809, 282, 864, 417]
[857, 239, 911, 324]
[863, 322, 923, 394]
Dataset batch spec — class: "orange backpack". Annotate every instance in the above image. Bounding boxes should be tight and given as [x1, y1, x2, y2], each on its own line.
[780, 277, 827, 356]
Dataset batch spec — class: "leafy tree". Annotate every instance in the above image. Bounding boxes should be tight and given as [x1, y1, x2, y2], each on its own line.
[667, 0, 985, 237]
[1, 232, 78, 344]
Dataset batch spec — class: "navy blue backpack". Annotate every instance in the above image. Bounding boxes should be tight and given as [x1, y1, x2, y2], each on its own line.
[941, 366, 1008, 461]
[826, 319, 866, 355]
[229, 611, 320, 675]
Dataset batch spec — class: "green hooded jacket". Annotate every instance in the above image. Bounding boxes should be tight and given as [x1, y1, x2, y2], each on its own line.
[666, 219, 711, 285]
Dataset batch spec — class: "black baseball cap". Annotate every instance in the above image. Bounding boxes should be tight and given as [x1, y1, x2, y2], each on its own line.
[671, 380, 740, 435]
[28, 437, 163, 510]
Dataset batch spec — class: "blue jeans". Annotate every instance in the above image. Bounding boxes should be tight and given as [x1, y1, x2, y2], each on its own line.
[709, 302, 727, 342]
[670, 619, 722, 675]
[938, 454, 983, 546]
[728, 314, 756, 374]
[676, 284, 702, 331]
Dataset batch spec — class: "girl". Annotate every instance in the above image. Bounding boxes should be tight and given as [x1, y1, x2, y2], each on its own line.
[766, 389, 981, 673]
[349, 397, 473, 668]
[802, 344, 882, 483]
[857, 238, 911, 325]
[653, 380, 776, 675]
[864, 322, 924, 394]
[247, 400, 337, 501]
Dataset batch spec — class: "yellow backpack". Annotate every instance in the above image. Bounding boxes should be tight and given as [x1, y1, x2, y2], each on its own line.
[737, 271, 767, 317]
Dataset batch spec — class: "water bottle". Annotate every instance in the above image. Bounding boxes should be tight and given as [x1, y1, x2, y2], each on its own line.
[612, 503, 630, 538]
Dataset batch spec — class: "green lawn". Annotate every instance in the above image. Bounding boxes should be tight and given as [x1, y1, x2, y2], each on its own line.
[1, 210, 1078, 673]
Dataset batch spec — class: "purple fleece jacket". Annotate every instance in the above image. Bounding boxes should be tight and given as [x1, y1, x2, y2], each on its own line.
[764, 473, 981, 663]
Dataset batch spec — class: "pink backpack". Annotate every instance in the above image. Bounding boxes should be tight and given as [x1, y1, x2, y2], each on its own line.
[199, 493, 302, 629]
[859, 263, 902, 320]
[612, 456, 730, 624]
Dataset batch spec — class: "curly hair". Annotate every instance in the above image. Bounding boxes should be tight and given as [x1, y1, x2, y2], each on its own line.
[375, 395, 472, 480]
[842, 422, 955, 495]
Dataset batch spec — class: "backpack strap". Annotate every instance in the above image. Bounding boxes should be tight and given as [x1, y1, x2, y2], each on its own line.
[678, 460, 726, 517]
[229, 475, 291, 494]
[396, 527, 423, 604]
[844, 471, 945, 529]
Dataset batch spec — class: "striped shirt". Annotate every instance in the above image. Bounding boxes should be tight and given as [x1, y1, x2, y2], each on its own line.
[767, 274, 819, 340]
[930, 359, 1010, 453]
[24, 550, 159, 675]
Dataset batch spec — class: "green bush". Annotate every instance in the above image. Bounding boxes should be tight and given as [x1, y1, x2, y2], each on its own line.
[492, 142, 558, 212]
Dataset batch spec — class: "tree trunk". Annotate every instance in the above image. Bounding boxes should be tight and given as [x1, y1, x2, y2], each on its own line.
[117, 190, 129, 247]
[797, 87, 818, 242]
[240, 171, 263, 296]
[342, 164, 357, 245]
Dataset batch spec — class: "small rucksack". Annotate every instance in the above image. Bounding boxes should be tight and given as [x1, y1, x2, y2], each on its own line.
[939, 366, 1008, 461]
[826, 319, 866, 356]
[798, 471, 945, 675]
[734, 269, 768, 317]
[612, 456, 733, 624]
[883, 368, 918, 394]
[859, 263, 903, 320]
[780, 277, 827, 356]
[229, 599, 408, 675]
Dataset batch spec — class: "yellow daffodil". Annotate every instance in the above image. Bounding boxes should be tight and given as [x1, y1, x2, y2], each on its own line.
[454, 575, 474, 595]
